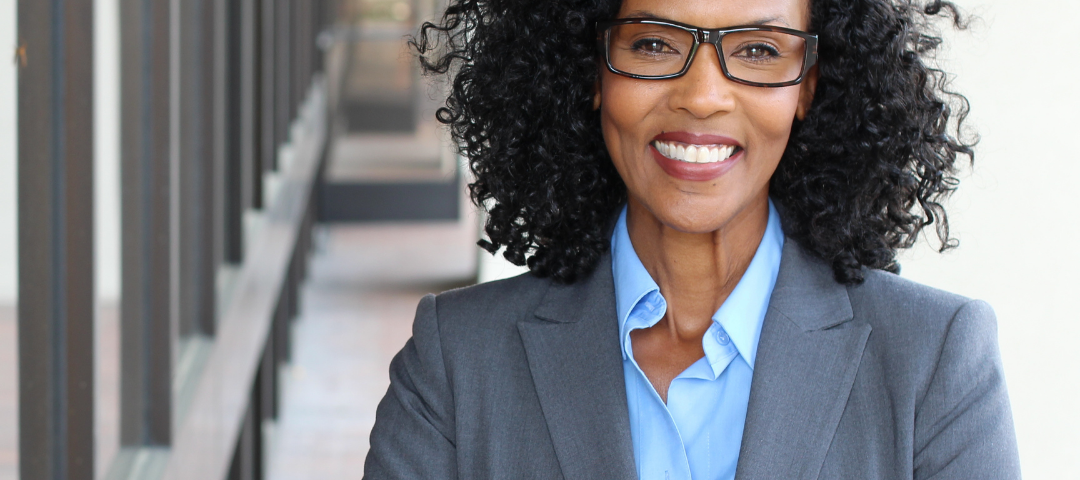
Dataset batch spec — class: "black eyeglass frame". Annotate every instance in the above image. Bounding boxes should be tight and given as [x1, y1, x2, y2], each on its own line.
[596, 18, 819, 88]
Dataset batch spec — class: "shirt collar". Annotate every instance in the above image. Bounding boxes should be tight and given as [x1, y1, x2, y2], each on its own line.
[610, 200, 784, 370]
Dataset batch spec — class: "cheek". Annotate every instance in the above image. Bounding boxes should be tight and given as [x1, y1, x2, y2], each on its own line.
[742, 89, 803, 165]
[599, 75, 663, 170]
[601, 81, 655, 134]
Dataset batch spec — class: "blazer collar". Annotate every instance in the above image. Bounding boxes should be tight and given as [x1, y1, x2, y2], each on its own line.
[521, 238, 871, 480]
[766, 239, 854, 331]
[735, 240, 871, 480]
[531, 260, 612, 324]
[520, 251, 638, 479]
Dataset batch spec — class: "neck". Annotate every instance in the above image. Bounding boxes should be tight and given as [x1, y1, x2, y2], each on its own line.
[626, 195, 770, 342]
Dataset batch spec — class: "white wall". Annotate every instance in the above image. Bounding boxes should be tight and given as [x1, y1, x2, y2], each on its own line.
[0, 0, 17, 305]
[95, 0, 121, 303]
[896, 1, 1080, 477]
[0, 0, 121, 306]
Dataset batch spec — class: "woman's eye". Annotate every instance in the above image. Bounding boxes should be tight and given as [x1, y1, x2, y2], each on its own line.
[735, 43, 781, 61]
[631, 38, 677, 55]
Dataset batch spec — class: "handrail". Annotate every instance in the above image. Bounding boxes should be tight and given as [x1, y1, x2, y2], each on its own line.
[161, 78, 327, 480]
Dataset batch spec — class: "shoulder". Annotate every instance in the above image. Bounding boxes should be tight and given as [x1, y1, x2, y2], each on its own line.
[411, 271, 556, 356]
[845, 272, 1017, 475]
[847, 267, 995, 337]
[844, 267, 1001, 395]
[431, 271, 552, 327]
[849, 268, 987, 324]
[774, 240, 994, 339]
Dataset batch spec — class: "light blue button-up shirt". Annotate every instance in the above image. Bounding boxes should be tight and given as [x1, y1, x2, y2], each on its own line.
[611, 201, 784, 480]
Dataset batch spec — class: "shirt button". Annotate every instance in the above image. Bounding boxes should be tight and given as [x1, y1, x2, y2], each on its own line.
[715, 329, 730, 345]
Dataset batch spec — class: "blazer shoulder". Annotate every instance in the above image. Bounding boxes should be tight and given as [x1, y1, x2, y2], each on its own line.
[848, 267, 986, 327]
[430, 270, 553, 333]
[846, 273, 1016, 477]
[846, 268, 1000, 388]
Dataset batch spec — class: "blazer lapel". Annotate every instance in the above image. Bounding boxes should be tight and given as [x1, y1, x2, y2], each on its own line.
[735, 242, 872, 480]
[517, 254, 637, 480]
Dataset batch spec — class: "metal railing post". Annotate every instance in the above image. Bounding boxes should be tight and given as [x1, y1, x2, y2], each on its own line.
[258, 0, 277, 188]
[119, 0, 173, 448]
[16, 0, 97, 477]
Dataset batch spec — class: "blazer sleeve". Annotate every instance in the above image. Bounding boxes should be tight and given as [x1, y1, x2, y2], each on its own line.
[364, 294, 458, 479]
[913, 299, 1021, 479]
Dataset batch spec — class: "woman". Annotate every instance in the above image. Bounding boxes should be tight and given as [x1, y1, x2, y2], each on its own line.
[365, 0, 1021, 478]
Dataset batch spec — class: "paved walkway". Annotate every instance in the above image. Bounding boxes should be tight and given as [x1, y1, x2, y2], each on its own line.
[266, 220, 477, 479]
[0, 221, 479, 480]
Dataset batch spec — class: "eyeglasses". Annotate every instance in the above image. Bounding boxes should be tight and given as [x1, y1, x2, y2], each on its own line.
[596, 18, 818, 87]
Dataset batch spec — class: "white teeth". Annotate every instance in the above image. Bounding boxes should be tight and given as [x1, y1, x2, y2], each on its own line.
[653, 141, 738, 164]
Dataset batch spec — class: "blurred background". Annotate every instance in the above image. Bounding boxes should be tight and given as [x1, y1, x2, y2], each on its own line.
[0, 0, 1077, 479]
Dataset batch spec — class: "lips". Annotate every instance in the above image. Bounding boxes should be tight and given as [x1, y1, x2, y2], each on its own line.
[649, 132, 744, 182]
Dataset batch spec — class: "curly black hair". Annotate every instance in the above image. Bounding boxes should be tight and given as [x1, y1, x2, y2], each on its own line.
[412, 0, 974, 284]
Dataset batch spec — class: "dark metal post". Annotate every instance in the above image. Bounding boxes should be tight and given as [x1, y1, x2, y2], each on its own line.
[259, 335, 278, 421]
[251, 0, 266, 209]
[311, 0, 322, 75]
[226, 0, 256, 263]
[226, 404, 257, 480]
[260, 0, 278, 181]
[309, 1, 317, 84]
[273, 291, 291, 371]
[275, 0, 292, 160]
[204, 0, 224, 332]
[119, 0, 173, 447]
[311, 0, 322, 76]
[176, 0, 218, 338]
[310, 1, 319, 79]
[211, 0, 231, 272]
[292, 0, 306, 114]
[16, 0, 96, 478]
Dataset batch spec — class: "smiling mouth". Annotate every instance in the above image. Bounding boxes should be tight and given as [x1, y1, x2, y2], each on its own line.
[652, 140, 742, 164]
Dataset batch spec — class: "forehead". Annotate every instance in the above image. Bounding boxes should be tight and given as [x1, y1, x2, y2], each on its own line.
[616, 0, 811, 30]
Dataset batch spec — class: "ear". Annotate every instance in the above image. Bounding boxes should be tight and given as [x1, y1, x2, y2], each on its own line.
[795, 66, 818, 121]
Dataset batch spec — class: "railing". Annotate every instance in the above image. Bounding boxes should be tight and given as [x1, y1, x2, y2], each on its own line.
[15, 1, 336, 479]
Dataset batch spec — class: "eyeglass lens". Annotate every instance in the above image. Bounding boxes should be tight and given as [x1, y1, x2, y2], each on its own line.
[606, 23, 807, 84]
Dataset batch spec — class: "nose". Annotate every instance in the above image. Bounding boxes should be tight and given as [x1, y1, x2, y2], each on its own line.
[668, 43, 737, 119]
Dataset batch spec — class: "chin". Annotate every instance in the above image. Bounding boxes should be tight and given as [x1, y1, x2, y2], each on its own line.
[650, 203, 736, 235]
[637, 184, 767, 235]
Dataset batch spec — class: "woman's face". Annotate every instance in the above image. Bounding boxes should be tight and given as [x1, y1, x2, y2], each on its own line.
[598, 0, 815, 234]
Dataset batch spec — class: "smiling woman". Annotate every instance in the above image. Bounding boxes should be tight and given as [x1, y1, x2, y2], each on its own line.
[363, 0, 1021, 479]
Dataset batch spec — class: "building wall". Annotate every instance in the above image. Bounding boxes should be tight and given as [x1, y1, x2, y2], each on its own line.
[0, 0, 122, 305]
[94, 0, 122, 303]
[0, 0, 17, 304]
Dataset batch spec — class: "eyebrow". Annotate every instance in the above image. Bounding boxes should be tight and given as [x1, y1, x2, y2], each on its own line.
[620, 10, 792, 27]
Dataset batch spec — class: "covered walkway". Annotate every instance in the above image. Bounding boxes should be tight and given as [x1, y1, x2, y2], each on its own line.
[265, 220, 476, 479]
[2, 0, 528, 478]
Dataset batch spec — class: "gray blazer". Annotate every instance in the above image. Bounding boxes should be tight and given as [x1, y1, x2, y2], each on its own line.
[364, 240, 1021, 479]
